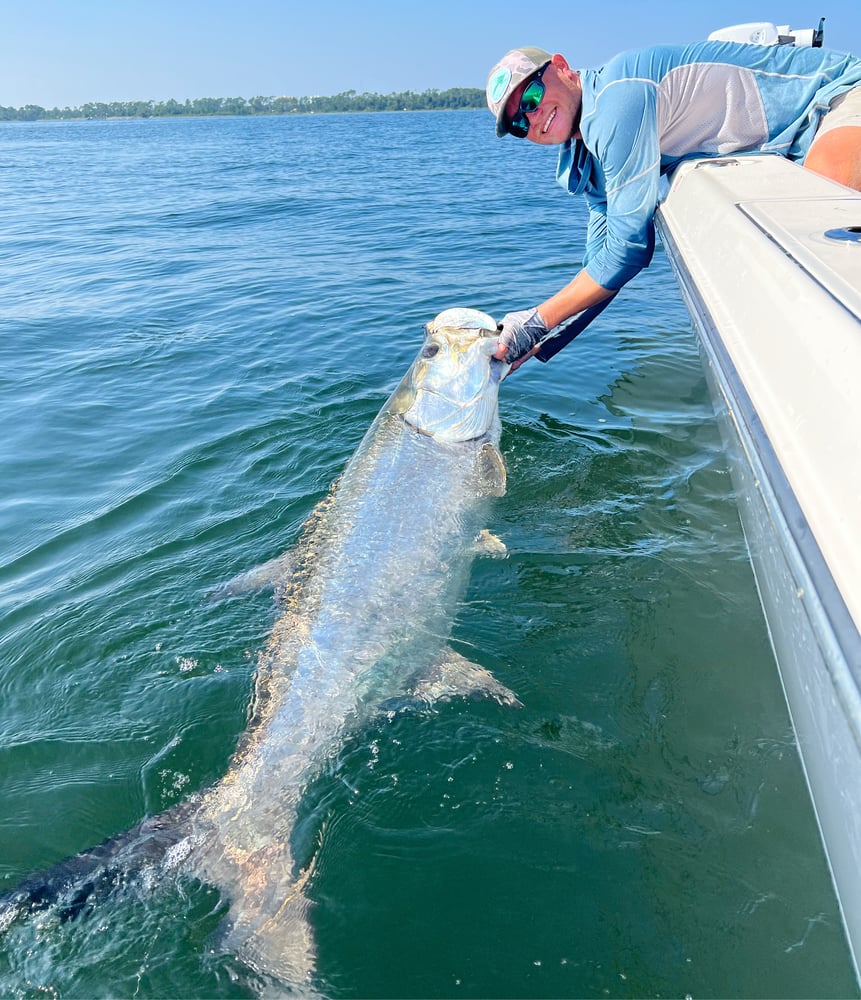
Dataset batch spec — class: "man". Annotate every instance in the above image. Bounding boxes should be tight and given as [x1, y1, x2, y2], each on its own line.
[487, 42, 861, 369]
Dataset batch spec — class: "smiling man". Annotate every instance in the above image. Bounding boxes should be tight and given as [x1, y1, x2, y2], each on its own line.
[486, 42, 861, 370]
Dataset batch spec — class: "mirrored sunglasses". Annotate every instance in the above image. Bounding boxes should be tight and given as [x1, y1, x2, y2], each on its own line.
[507, 67, 547, 138]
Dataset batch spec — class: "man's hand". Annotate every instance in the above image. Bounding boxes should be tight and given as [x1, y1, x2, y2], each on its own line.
[493, 308, 549, 369]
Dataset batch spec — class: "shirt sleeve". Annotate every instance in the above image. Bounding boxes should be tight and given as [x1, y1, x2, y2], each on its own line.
[583, 202, 607, 270]
[582, 77, 661, 290]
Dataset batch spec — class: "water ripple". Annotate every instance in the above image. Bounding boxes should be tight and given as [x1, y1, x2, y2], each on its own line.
[0, 112, 853, 998]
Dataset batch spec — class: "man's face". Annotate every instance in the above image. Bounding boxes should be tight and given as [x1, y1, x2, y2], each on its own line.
[504, 54, 582, 145]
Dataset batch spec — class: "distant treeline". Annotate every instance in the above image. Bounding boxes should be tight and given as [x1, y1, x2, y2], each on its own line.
[0, 88, 486, 122]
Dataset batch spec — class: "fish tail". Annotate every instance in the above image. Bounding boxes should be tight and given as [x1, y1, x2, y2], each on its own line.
[204, 840, 318, 988]
[227, 881, 317, 988]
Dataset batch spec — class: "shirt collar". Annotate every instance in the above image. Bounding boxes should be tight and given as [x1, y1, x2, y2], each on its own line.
[556, 138, 592, 195]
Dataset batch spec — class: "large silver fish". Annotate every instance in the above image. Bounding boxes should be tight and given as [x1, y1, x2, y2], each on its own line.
[2, 307, 517, 989]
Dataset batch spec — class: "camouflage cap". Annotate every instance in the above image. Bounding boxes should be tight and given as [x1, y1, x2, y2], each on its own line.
[486, 46, 552, 137]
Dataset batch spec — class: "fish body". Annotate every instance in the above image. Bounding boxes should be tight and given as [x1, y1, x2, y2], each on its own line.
[191, 307, 512, 980]
[1, 308, 514, 989]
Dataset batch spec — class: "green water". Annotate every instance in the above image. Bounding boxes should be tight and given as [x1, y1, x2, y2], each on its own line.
[0, 111, 855, 997]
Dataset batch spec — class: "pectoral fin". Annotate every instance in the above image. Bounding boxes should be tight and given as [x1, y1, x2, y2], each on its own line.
[410, 647, 521, 708]
[474, 443, 506, 497]
[473, 528, 507, 558]
[208, 550, 296, 602]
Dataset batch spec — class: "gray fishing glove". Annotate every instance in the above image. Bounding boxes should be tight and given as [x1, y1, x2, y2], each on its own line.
[496, 308, 550, 364]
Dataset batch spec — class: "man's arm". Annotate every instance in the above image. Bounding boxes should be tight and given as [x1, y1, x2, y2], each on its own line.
[493, 270, 614, 368]
[537, 269, 614, 329]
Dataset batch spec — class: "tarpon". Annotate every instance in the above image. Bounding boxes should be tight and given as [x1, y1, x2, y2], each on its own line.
[1, 307, 517, 990]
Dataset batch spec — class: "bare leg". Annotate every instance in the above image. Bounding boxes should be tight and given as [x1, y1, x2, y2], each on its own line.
[804, 125, 861, 191]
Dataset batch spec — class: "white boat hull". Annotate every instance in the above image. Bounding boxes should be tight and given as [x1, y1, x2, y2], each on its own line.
[656, 155, 861, 981]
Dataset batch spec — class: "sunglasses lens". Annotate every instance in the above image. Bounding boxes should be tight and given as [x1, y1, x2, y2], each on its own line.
[520, 78, 544, 114]
[506, 69, 545, 137]
[508, 116, 529, 138]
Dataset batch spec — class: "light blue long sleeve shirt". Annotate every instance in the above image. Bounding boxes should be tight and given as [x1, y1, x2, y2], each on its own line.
[556, 41, 861, 290]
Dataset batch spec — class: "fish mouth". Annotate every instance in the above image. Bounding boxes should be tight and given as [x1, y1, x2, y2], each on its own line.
[427, 308, 496, 338]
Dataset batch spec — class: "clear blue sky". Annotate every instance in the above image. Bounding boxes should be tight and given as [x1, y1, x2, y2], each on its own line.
[2, 0, 858, 108]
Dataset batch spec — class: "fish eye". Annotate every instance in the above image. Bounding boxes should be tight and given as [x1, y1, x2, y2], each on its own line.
[421, 343, 440, 359]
